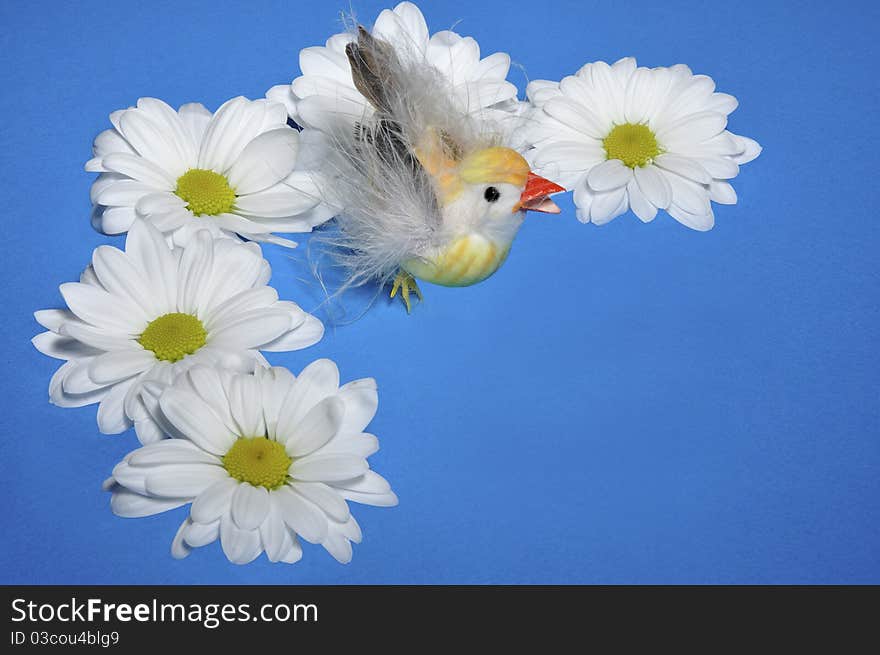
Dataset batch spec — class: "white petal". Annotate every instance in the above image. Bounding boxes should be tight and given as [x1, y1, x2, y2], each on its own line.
[128, 439, 220, 467]
[234, 187, 320, 219]
[373, 2, 429, 51]
[91, 245, 159, 316]
[175, 230, 215, 315]
[260, 313, 324, 352]
[276, 359, 339, 436]
[692, 156, 739, 180]
[274, 486, 328, 543]
[280, 532, 303, 563]
[322, 532, 353, 564]
[291, 453, 368, 482]
[144, 463, 226, 498]
[191, 476, 239, 524]
[183, 519, 220, 547]
[587, 159, 632, 192]
[730, 134, 762, 164]
[59, 322, 138, 353]
[102, 152, 175, 189]
[667, 202, 715, 231]
[171, 518, 192, 559]
[111, 489, 188, 518]
[289, 481, 349, 522]
[530, 141, 605, 188]
[111, 460, 147, 494]
[88, 349, 154, 385]
[340, 489, 399, 507]
[96, 378, 136, 434]
[159, 387, 237, 455]
[259, 367, 296, 439]
[589, 187, 628, 224]
[178, 102, 213, 146]
[705, 92, 738, 115]
[226, 128, 300, 195]
[34, 308, 76, 332]
[59, 282, 147, 333]
[657, 111, 727, 149]
[199, 97, 280, 174]
[294, 94, 368, 132]
[286, 396, 345, 457]
[709, 180, 738, 205]
[125, 220, 177, 311]
[315, 432, 380, 457]
[654, 154, 712, 185]
[265, 84, 297, 119]
[259, 499, 289, 562]
[336, 378, 378, 434]
[227, 373, 265, 438]
[118, 105, 188, 178]
[298, 47, 354, 85]
[634, 164, 672, 209]
[220, 512, 263, 564]
[231, 483, 270, 531]
[571, 176, 594, 223]
[662, 170, 711, 216]
[543, 96, 608, 139]
[208, 309, 293, 349]
[62, 358, 110, 394]
[332, 470, 392, 495]
[135, 191, 186, 217]
[31, 331, 101, 360]
[626, 178, 657, 223]
[91, 127, 134, 159]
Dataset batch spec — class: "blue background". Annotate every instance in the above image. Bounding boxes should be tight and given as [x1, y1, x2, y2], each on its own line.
[1, 0, 877, 584]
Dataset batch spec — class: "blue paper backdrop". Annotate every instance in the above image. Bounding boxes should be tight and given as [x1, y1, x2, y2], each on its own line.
[1, 0, 877, 584]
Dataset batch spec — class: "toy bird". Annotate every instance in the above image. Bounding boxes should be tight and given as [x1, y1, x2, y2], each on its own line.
[315, 27, 564, 312]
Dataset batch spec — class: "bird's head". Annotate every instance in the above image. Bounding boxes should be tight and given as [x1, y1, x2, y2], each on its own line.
[457, 146, 564, 219]
[415, 134, 565, 237]
[405, 142, 566, 288]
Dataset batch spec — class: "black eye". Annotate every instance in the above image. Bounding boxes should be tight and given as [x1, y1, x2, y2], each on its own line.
[484, 186, 500, 203]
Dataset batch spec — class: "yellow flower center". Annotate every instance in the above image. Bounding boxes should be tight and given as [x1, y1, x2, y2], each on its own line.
[223, 437, 292, 490]
[138, 313, 207, 362]
[602, 123, 661, 168]
[175, 169, 236, 216]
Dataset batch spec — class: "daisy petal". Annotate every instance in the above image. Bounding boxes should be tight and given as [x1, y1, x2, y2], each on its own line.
[111, 489, 188, 518]
[226, 128, 300, 195]
[286, 396, 345, 457]
[634, 165, 673, 209]
[289, 481, 349, 522]
[290, 453, 368, 482]
[159, 388, 237, 455]
[191, 477, 239, 524]
[220, 513, 263, 564]
[587, 159, 633, 192]
[627, 178, 657, 222]
[231, 483, 270, 531]
[274, 486, 328, 544]
[144, 463, 226, 498]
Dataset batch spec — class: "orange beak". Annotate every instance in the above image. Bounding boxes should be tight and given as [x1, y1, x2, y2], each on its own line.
[515, 172, 565, 214]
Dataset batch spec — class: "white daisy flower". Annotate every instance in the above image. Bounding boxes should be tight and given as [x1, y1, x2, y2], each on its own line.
[267, 1, 521, 132]
[524, 58, 762, 230]
[105, 362, 397, 565]
[86, 96, 336, 248]
[32, 220, 324, 443]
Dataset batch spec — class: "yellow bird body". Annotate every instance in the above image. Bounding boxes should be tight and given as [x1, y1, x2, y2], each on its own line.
[403, 234, 510, 287]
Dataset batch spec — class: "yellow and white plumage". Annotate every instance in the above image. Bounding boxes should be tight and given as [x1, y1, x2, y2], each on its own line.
[299, 8, 562, 308]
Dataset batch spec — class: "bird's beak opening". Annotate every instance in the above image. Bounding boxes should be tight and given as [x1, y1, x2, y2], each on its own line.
[515, 172, 566, 214]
